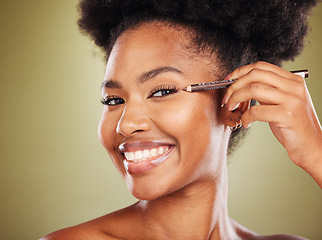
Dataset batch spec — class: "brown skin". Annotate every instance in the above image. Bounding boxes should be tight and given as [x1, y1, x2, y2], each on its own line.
[224, 62, 322, 188]
[41, 22, 321, 240]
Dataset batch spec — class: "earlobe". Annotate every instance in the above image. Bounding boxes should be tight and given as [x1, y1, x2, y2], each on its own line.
[221, 107, 242, 129]
[230, 119, 242, 131]
[220, 100, 250, 130]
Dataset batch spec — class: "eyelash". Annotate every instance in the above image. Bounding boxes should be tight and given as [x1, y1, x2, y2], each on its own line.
[100, 85, 178, 106]
[148, 85, 178, 98]
[100, 96, 125, 106]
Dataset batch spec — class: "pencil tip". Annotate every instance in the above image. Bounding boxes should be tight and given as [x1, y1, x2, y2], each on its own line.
[182, 86, 192, 92]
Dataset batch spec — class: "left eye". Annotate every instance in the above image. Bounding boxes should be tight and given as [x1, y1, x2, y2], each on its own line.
[150, 88, 177, 98]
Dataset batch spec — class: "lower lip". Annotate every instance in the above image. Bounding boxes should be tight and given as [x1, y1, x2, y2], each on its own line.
[123, 146, 174, 174]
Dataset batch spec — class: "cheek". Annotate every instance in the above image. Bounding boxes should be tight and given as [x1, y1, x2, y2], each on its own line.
[98, 111, 120, 157]
[151, 94, 218, 156]
[98, 113, 110, 149]
[98, 112, 128, 177]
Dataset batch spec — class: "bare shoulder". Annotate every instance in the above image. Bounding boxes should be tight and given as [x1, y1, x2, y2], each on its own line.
[255, 234, 308, 240]
[230, 218, 308, 240]
[40, 203, 140, 240]
[39, 225, 117, 240]
[239, 231, 308, 240]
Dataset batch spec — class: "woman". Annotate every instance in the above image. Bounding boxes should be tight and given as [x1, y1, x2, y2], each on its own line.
[42, 0, 322, 239]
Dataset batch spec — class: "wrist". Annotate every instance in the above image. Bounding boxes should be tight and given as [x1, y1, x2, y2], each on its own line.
[301, 147, 322, 188]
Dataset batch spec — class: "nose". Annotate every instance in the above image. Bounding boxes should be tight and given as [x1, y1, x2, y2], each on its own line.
[116, 102, 152, 137]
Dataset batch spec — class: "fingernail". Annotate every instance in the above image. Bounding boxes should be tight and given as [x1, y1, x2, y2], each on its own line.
[228, 103, 240, 111]
[245, 123, 252, 129]
[224, 73, 232, 81]
[221, 94, 227, 107]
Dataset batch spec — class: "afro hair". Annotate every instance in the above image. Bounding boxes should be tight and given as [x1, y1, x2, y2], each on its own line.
[78, 0, 319, 66]
[78, 0, 320, 154]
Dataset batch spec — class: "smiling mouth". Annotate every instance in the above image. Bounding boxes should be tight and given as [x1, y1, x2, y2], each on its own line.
[119, 141, 175, 174]
[124, 146, 170, 163]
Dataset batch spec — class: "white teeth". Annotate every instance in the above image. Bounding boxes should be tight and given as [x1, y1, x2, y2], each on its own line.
[124, 152, 135, 161]
[124, 146, 170, 162]
[158, 147, 165, 155]
[134, 151, 143, 160]
[150, 148, 157, 157]
[143, 150, 149, 158]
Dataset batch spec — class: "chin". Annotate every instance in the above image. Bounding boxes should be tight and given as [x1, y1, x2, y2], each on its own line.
[125, 176, 177, 201]
[131, 192, 158, 201]
[129, 187, 165, 201]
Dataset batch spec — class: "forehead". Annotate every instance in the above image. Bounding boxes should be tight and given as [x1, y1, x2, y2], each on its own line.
[112, 22, 191, 61]
[120, 21, 191, 45]
[104, 21, 219, 82]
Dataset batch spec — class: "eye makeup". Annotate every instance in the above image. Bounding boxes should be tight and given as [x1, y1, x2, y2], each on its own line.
[182, 69, 309, 92]
[101, 96, 125, 106]
[148, 85, 178, 98]
[101, 84, 179, 105]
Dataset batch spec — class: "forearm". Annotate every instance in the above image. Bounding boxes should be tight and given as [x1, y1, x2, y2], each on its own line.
[300, 146, 322, 188]
[303, 159, 322, 188]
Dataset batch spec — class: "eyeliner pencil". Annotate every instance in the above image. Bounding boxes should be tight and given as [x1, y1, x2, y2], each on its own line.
[182, 69, 309, 92]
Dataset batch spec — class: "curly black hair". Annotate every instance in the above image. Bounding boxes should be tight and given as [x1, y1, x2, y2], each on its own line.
[78, 0, 320, 155]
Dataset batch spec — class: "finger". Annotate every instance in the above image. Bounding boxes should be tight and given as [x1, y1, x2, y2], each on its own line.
[224, 67, 305, 105]
[241, 104, 286, 129]
[229, 69, 298, 92]
[229, 61, 304, 82]
[226, 83, 287, 111]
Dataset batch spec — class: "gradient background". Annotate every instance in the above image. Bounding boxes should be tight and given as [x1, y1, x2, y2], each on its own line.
[1, 1, 321, 240]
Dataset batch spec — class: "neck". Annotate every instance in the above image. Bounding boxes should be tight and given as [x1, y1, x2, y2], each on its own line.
[136, 162, 237, 240]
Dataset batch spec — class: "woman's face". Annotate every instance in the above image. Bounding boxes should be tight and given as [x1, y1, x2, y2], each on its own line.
[99, 22, 229, 200]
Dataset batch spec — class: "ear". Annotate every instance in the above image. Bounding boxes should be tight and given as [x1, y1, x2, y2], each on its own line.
[220, 100, 250, 129]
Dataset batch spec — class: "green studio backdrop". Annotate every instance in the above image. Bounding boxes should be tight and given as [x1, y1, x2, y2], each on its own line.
[0, 1, 321, 240]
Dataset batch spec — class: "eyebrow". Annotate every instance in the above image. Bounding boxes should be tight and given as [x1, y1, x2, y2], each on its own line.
[101, 80, 122, 90]
[138, 66, 183, 84]
[101, 66, 183, 90]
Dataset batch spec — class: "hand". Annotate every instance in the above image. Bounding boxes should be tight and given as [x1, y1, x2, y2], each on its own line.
[223, 61, 322, 188]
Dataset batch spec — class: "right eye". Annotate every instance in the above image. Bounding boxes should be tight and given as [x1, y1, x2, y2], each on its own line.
[101, 97, 125, 106]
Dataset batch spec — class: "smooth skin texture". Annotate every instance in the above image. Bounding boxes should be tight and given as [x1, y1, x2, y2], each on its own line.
[223, 62, 322, 188]
[41, 23, 321, 240]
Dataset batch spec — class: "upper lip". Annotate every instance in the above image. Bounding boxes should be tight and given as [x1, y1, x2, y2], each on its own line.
[119, 141, 175, 153]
